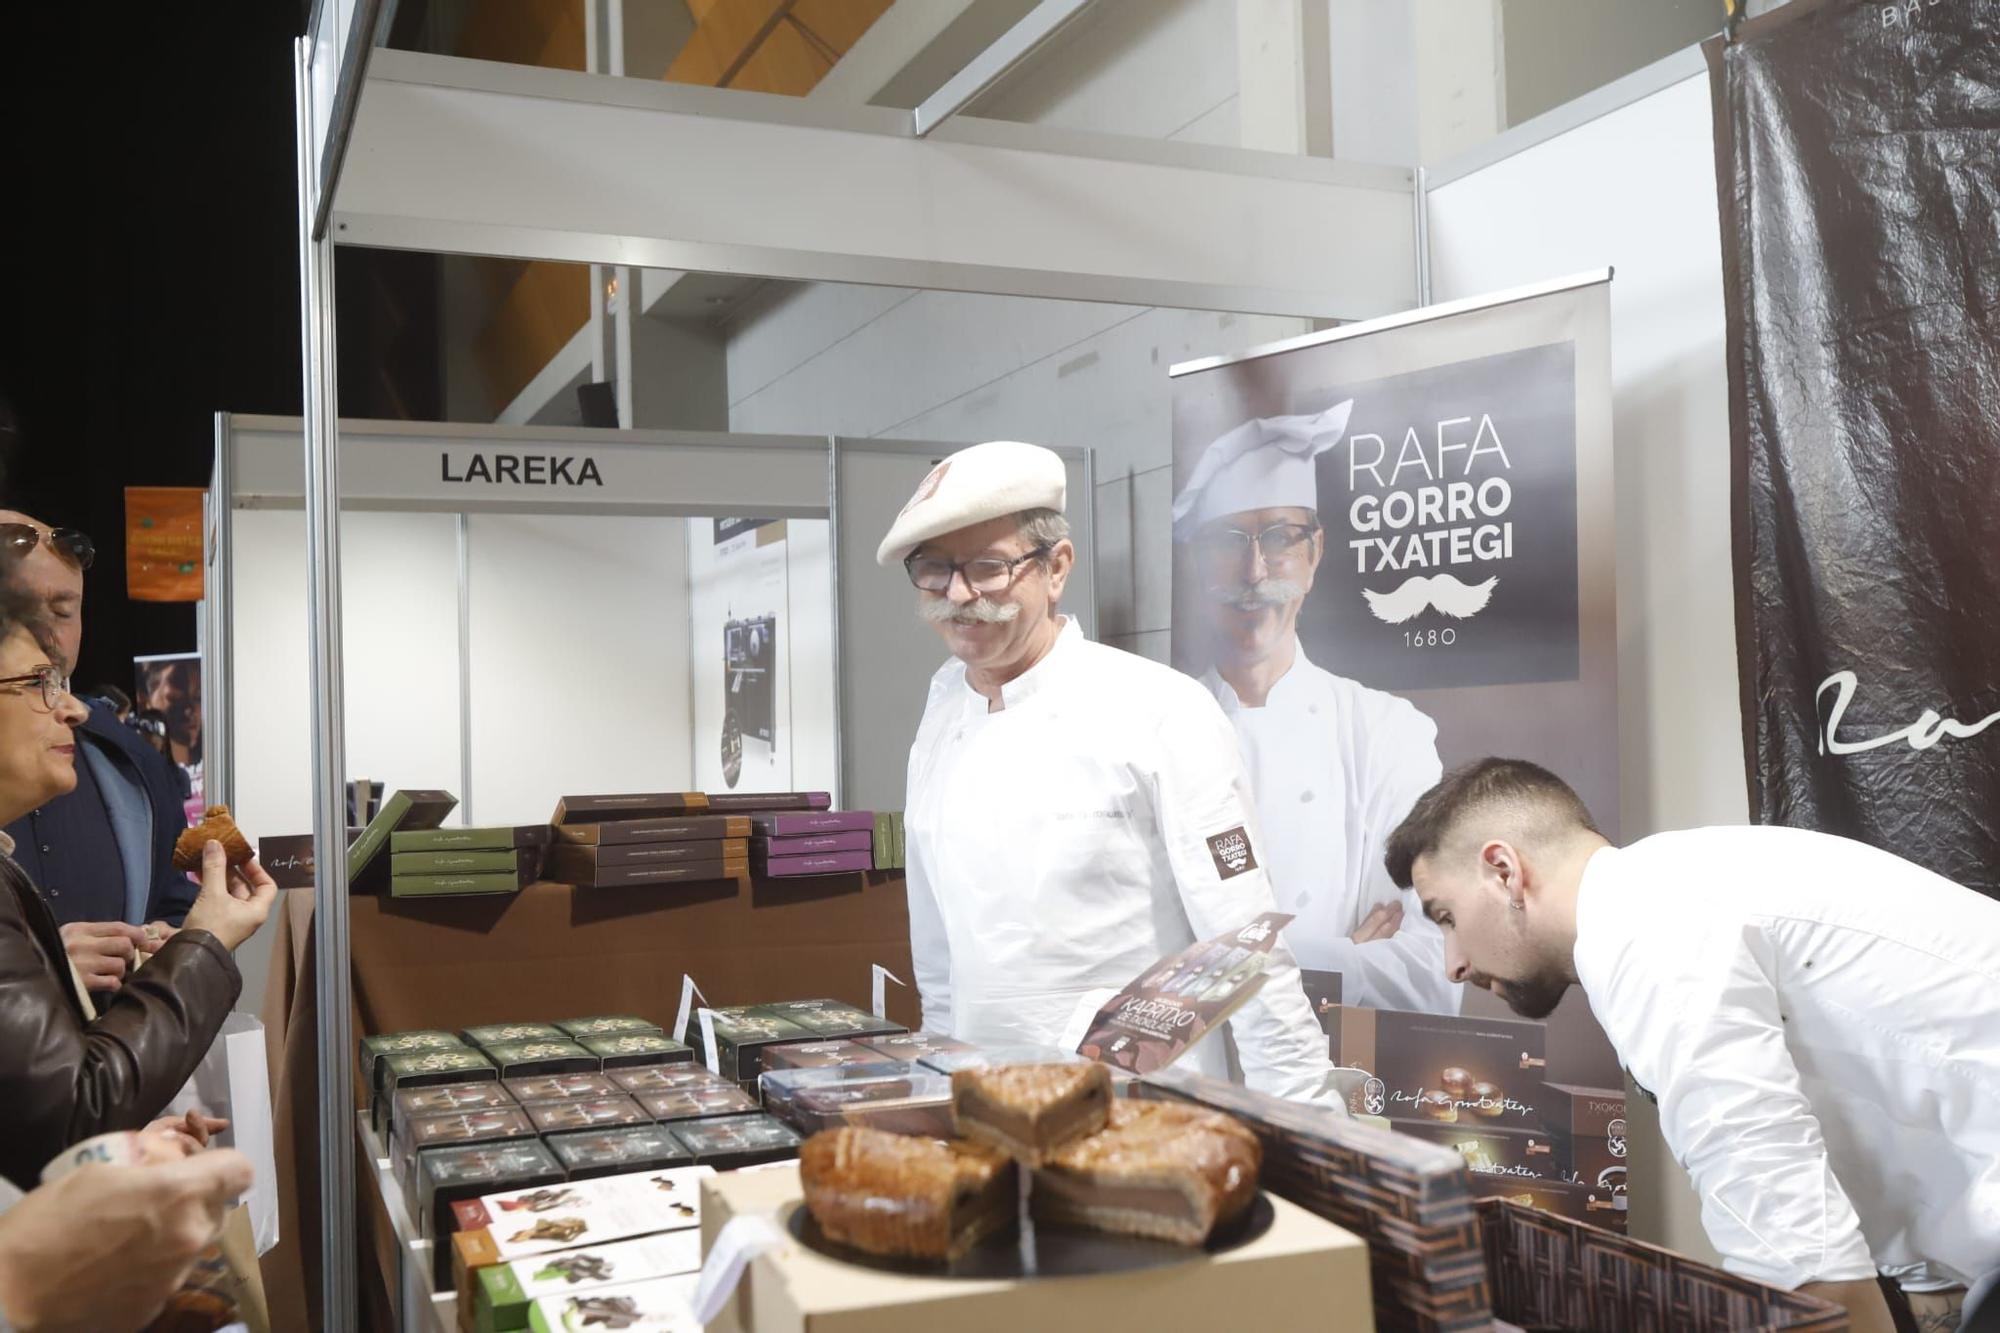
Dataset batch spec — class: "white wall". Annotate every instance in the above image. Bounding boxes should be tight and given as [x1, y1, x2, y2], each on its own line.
[1427, 70, 1736, 1263]
[465, 514, 693, 824]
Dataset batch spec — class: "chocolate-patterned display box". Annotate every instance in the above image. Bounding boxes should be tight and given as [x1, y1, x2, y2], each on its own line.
[555, 1015, 664, 1041]
[634, 1086, 759, 1124]
[751, 998, 904, 1042]
[506, 1073, 621, 1105]
[525, 1274, 700, 1333]
[1476, 1198, 1845, 1331]
[524, 1096, 652, 1135]
[465, 1023, 569, 1050]
[609, 1066, 736, 1096]
[1470, 1176, 1625, 1231]
[484, 1040, 601, 1079]
[693, 1007, 816, 1081]
[1337, 1007, 1548, 1129]
[668, 1113, 801, 1171]
[376, 1048, 498, 1137]
[1139, 1065, 1492, 1333]
[545, 1125, 692, 1182]
[390, 1082, 518, 1156]
[478, 1237, 700, 1333]
[582, 1033, 693, 1069]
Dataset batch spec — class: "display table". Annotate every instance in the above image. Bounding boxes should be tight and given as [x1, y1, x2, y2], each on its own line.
[259, 872, 919, 1332]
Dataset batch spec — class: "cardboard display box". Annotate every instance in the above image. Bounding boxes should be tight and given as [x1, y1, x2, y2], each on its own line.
[1470, 1176, 1625, 1232]
[700, 1162, 1375, 1333]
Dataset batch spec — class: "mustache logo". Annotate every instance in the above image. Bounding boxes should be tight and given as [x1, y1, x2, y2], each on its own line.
[1362, 574, 1498, 624]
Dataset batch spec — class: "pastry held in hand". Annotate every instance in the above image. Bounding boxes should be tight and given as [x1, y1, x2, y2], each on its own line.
[799, 1127, 1017, 1262]
[174, 805, 254, 872]
[950, 1062, 1112, 1164]
[1032, 1100, 1261, 1246]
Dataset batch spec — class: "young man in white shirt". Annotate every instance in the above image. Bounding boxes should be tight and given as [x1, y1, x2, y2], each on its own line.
[1386, 756, 2000, 1333]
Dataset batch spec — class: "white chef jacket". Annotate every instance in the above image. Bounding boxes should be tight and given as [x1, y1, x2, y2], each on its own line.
[1575, 826, 2000, 1292]
[904, 617, 1337, 1103]
[1203, 644, 1461, 1015]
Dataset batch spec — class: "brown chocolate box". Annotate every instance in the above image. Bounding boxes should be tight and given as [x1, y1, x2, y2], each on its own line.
[1539, 1083, 1623, 1138]
[1337, 1005, 1548, 1129]
[1392, 1121, 1564, 1183]
[1471, 1176, 1625, 1229]
[563, 838, 749, 868]
[553, 815, 751, 845]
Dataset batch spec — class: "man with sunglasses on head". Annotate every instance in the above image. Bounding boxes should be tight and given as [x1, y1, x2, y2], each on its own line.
[882, 441, 1338, 1104]
[0, 511, 197, 994]
[1172, 405, 1457, 1017]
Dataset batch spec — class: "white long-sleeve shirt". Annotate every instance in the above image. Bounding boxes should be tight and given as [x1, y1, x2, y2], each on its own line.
[904, 618, 1337, 1103]
[1575, 826, 2000, 1291]
[1203, 646, 1461, 1015]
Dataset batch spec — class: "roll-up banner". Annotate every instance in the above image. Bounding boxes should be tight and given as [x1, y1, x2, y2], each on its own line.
[1170, 275, 1625, 1222]
[1708, 0, 2000, 901]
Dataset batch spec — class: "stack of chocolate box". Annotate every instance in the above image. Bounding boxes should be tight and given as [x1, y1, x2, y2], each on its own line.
[546, 793, 788, 888]
[692, 999, 905, 1092]
[1332, 1005, 1625, 1229]
[749, 810, 877, 876]
[388, 824, 552, 898]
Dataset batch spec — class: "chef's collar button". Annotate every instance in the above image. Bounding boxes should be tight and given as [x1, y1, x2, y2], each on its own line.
[1300, 791, 1314, 803]
[1307, 704, 1318, 715]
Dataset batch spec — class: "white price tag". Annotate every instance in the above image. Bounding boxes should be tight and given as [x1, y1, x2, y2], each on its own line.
[698, 1007, 721, 1076]
[870, 964, 907, 1020]
[691, 1213, 788, 1326]
[674, 974, 709, 1044]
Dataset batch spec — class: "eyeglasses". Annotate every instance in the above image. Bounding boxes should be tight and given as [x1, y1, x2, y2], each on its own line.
[0, 665, 73, 711]
[0, 524, 95, 572]
[905, 545, 1051, 595]
[1189, 522, 1319, 571]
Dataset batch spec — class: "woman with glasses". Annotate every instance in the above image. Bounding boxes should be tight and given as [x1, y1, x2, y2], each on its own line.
[0, 587, 277, 1191]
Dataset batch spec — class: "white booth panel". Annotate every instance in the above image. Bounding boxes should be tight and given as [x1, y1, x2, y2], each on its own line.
[465, 514, 692, 824]
[685, 520, 837, 798]
[229, 508, 465, 842]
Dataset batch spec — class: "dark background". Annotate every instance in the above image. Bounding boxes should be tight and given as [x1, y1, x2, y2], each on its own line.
[0, 6, 439, 694]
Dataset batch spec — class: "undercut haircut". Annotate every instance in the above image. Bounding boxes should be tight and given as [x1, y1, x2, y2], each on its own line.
[1384, 757, 1602, 888]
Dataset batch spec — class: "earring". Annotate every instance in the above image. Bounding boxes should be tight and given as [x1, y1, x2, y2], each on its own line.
[1508, 899, 1525, 912]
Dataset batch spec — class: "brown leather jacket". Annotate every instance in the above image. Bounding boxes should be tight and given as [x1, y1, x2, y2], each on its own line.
[0, 852, 239, 1190]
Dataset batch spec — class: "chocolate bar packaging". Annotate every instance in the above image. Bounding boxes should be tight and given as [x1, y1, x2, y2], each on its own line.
[633, 1086, 759, 1123]
[752, 849, 874, 877]
[416, 1140, 564, 1244]
[556, 839, 749, 869]
[551, 815, 749, 846]
[545, 845, 744, 889]
[609, 1065, 736, 1096]
[402, 1106, 538, 1155]
[390, 1082, 519, 1157]
[544, 1126, 692, 1182]
[477, 1237, 700, 1333]
[1336, 1006, 1548, 1127]
[361, 1030, 468, 1126]
[551, 792, 829, 825]
[505, 1072, 621, 1105]
[667, 1113, 802, 1170]
[453, 1168, 716, 1268]
[1539, 1083, 1623, 1138]
[755, 830, 873, 856]
[389, 868, 535, 898]
[757, 1039, 898, 1073]
[391, 824, 554, 853]
[854, 1031, 974, 1064]
[752, 998, 903, 1042]
[389, 848, 532, 876]
[693, 1007, 814, 1080]
[523, 1274, 700, 1333]
[1078, 913, 1293, 1077]
[377, 1048, 498, 1137]
[746, 810, 871, 836]
[554, 1016, 663, 1041]
[465, 1023, 569, 1051]
[1393, 1121, 1564, 1182]
[581, 1033, 694, 1070]
[524, 1095, 652, 1134]
[483, 1040, 600, 1079]
[759, 1066, 955, 1137]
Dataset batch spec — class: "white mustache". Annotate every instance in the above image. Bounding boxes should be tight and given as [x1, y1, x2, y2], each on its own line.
[1221, 578, 1305, 610]
[917, 596, 1021, 626]
[1362, 574, 1498, 624]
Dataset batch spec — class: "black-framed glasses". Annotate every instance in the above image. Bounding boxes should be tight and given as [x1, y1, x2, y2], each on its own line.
[0, 665, 72, 711]
[905, 544, 1051, 594]
[0, 524, 94, 572]
[1190, 522, 1319, 571]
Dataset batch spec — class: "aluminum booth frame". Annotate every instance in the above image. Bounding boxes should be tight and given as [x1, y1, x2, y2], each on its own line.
[291, 2, 1422, 1320]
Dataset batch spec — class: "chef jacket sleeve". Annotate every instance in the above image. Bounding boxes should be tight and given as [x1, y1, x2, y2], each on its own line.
[1633, 925, 1877, 1289]
[1149, 683, 1338, 1105]
[905, 826, 953, 1036]
[1323, 704, 1461, 1015]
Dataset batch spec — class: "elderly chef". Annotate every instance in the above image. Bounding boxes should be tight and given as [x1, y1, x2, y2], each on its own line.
[1388, 757, 2000, 1333]
[1172, 403, 1460, 1016]
[882, 439, 1338, 1103]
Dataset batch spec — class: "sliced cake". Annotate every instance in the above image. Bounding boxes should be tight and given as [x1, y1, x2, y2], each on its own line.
[1031, 1100, 1261, 1246]
[949, 1062, 1112, 1164]
[799, 1127, 1017, 1263]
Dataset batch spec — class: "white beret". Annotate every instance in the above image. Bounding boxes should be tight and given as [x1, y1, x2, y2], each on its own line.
[875, 440, 1067, 566]
[1170, 401, 1353, 541]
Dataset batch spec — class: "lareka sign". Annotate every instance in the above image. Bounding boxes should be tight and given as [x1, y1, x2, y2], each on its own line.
[439, 451, 604, 486]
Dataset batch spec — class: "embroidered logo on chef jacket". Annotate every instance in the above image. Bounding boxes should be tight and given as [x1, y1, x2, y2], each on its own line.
[1205, 826, 1258, 878]
[900, 460, 950, 515]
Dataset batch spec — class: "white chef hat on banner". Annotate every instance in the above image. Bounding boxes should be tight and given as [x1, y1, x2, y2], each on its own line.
[876, 439, 1067, 566]
[1170, 400, 1354, 542]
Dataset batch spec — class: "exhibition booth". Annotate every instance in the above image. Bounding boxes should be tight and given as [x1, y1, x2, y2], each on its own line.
[225, 1, 1993, 1329]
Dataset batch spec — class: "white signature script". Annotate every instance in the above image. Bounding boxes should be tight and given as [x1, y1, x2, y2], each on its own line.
[1817, 671, 2000, 756]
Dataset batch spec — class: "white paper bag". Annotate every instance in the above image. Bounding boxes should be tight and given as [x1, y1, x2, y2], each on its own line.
[165, 1011, 279, 1255]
